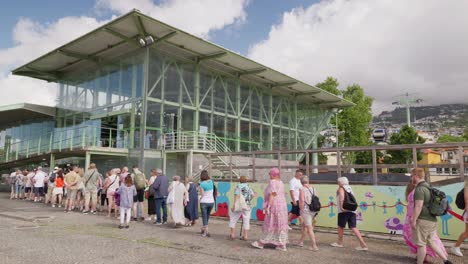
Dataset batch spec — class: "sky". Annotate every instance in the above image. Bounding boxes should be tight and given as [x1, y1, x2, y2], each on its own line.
[1, 0, 467, 115]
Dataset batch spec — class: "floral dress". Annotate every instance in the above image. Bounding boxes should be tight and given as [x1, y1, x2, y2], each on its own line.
[403, 189, 447, 258]
[260, 179, 289, 247]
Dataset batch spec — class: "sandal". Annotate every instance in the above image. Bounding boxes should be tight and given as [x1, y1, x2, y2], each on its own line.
[228, 235, 235, 241]
[295, 241, 304, 247]
[251, 241, 264, 249]
[309, 246, 319, 251]
[240, 237, 248, 241]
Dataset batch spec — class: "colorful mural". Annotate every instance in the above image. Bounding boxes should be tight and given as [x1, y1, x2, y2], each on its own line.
[212, 181, 467, 241]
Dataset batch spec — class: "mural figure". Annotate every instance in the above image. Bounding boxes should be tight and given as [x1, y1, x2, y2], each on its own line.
[359, 202, 368, 212]
[385, 217, 404, 235]
[440, 196, 453, 236]
[252, 197, 265, 221]
[356, 211, 363, 225]
[211, 182, 231, 217]
[328, 196, 336, 218]
[372, 201, 377, 212]
[382, 201, 388, 214]
[365, 192, 374, 199]
[395, 199, 404, 215]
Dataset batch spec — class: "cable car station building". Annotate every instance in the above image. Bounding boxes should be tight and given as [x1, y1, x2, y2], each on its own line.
[1, 10, 352, 178]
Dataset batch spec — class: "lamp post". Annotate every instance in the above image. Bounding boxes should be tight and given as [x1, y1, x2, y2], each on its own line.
[392, 93, 422, 127]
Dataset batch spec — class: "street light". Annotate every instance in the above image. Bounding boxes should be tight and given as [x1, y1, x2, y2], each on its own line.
[333, 108, 343, 148]
[392, 93, 422, 127]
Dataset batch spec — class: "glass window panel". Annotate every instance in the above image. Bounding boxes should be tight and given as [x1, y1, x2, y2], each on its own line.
[182, 65, 195, 106]
[212, 114, 225, 138]
[251, 88, 261, 121]
[162, 105, 178, 133]
[226, 80, 237, 116]
[272, 127, 280, 150]
[181, 108, 195, 131]
[147, 102, 161, 128]
[213, 77, 225, 113]
[240, 84, 250, 118]
[164, 63, 180, 103]
[240, 120, 250, 141]
[199, 71, 212, 110]
[263, 93, 271, 122]
[226, 118, 237, 141]
[149, 51, 164, 99]
[281, 128, 289, 150]
[199, 111, 212, 133]
[262, 124, 270, 151]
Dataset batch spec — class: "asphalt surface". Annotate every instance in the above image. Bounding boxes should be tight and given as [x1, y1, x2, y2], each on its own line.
[0, 194, 465, 264]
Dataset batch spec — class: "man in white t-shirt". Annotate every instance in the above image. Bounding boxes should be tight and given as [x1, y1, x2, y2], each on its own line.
[288, 169, 303, 227]
[33, 167, 47, 202]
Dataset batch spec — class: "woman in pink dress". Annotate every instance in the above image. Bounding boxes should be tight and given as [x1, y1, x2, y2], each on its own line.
[251, 167, 289, 251]
[403, 182, 448, 260]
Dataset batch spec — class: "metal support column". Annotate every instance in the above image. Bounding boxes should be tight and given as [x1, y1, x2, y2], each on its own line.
[194, 64, 200, 150]
[236, 79, 241, 152]
[50, 154, 56, 171]
[372, 148, 378, 185]
[337, 150, 342, 178]
[139, 46, 150, 171]
[312, 137, 318, 174]
[85, 151, 91, 171]
[459, 146, 465, 182]
[305, 151, 310, 176]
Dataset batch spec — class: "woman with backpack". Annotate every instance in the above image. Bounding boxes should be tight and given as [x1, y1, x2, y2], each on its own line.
[296, 176, 319, 251]
[331, 177, 368, 251]
[228, 176, 255, 240]
[451, 177, 468, 257]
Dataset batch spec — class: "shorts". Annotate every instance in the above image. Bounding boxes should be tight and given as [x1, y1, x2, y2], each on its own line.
[412, 219, 437, 247]
[84, 189, 98, 203]
[34, 187, 44, 196]
[67, 189, 78, 200]
[290, 201, 300, 216]
[53, 187, 64, 196]
[302, 210, 317, 226]
[229, 209, 252, 230]
[338, 212, 357, 229]
[133, 189, 144, 202]
[25, 187, 32, 193]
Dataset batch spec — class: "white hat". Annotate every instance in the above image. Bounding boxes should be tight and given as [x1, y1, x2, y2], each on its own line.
[54, 167, 59, 171]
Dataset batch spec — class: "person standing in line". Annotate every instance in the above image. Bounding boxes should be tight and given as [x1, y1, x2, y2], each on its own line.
[251, 167, 289, 251]
[296, 176, 319, 251]
[9, 169, 19, 199]
[98, 172, 108, 212]
[169, 175, 188, 227]
[451, 176, 468, 257]
[52, 169, 65, 208]
[152, 168, 169, 225]
[75, 168, 85, 211]
[131, 165, 146, 221]
[199, 170, 215, 237]
[288, 170, 303, 229]
[331, 177, 367, 251]
[21, 170, 29, 199]
[117, 175, 136, 229]
[25, 169, 35, 200]
[33, 167, 47, 203]
[82, 163, 101, 214]
[229, 176, 255, 240]
[403, 180, 447, 261]
[104, 169, 120, 218]
[185, 176, 198, 226]
[14, 169, 24, 200]
[44, 167, 58, 205]
[64, 166, 80, 212]
[146, 169, 157, 221]
[120, 166, 129, 184]
[410, 168, 452, 264]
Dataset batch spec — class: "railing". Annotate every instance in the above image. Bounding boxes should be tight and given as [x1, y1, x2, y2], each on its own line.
[164, 131, 231, 153]
[0, 126, 129, 163]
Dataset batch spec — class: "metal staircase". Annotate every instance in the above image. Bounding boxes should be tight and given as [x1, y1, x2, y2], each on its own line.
[163, 131, 241, 182]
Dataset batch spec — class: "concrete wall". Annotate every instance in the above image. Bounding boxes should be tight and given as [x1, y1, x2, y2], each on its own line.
[212, 181, 466, 241]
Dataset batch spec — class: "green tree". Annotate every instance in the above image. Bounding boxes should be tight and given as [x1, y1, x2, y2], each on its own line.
[437, 134, 465, 143]
[386, 125, 425, 172]
[315, 77, 341, 96]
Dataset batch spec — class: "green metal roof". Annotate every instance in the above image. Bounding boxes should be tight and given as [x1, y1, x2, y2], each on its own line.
[0, 103, 56, 128]
[12, 9, 354, 108]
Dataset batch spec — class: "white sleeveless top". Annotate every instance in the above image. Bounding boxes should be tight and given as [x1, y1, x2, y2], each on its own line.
[107, 175, 119, 192]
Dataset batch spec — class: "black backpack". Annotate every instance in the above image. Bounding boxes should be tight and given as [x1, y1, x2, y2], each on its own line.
[455, 188, 465, 210]
[306, 187, 321, 212]
[420, 183, 448, 216]
[49, 172, 56, 183]
[342, 188, 358, 211]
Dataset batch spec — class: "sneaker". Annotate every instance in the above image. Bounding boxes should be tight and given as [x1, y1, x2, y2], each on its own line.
[450, 247, 463, 257]
[52, 204, 56, 208]
[82, 210, 89, 215]
[139, 217, 145, 221]
[288, 226, 293, 230]
[355, 246, 368, 251]
[331, 243, 344, 248]
[132, 217, 138, 221]
[58, 205, 62, 208]
[162, 221, 168, 225]
[118, 225, 124, 229]
[202, 232, 207, 237]
[251, 241, 264, 249]
[125, 225, 129, 229]
[154, 222, 162, 225]
[91, 211, 97, 215]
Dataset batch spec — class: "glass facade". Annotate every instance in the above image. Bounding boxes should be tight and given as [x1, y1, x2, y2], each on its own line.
[1, 44, 333, 165]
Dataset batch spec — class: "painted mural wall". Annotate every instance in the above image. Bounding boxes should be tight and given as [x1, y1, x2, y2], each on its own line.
[211, 181, 467, 241]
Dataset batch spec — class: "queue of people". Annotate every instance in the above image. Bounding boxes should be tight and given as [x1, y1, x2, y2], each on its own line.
[6, 165, 467, 260]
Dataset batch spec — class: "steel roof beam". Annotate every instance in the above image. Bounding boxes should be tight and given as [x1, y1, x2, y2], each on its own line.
[271, 81, 298, 88]
[58, 49, 101, 63]
[300, 90, 321, 96]
[195, 51, 227, 63]
[236, 68, 267, 77]
[104, 27, 140, 47]
[318, 100, 342, 106]
[133, 14, 148, 37]
[154, 31, 177, 45]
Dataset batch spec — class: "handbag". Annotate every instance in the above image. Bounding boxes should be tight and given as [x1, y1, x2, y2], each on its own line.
[166, 182, 175, 204]
[233, 186, 249, 212]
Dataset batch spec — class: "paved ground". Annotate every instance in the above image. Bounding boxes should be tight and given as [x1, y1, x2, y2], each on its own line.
[0, 194, 465, 264]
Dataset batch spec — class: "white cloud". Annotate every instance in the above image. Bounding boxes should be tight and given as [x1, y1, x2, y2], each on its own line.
[96, 0, 249, 38]
[0, 16, 107, 107]
[248, 0, 468, 114]
[1, 0, 249, 107]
